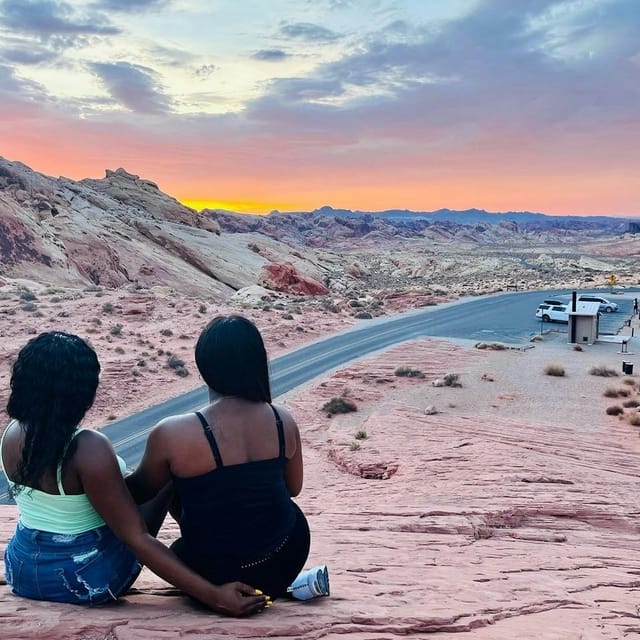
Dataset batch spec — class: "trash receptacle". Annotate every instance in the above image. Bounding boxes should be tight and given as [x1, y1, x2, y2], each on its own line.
[622, 361, 634, 375]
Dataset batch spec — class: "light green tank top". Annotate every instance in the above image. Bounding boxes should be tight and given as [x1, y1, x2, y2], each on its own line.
[1, 421, 127, 534]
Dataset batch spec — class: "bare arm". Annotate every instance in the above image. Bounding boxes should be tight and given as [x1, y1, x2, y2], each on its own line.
[77, 430, 267, 616]
[277, 406, 304, 497]
[125, 423, 173, 504]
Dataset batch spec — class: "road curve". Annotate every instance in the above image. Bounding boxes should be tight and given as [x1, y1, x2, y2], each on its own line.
[0, 288, 632, 504]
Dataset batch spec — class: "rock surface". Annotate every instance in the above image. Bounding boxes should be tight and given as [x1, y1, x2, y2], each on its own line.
[2, 339, 639, 638]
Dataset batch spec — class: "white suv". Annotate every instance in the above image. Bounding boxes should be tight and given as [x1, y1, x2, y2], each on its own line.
[535, 303, 569, 322]
[577, 295, 618, 312]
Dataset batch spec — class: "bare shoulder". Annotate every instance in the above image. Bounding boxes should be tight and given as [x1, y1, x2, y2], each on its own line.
[272, 404, 299, 433]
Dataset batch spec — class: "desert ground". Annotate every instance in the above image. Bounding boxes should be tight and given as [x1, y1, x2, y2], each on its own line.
[1, 300, 640, 638]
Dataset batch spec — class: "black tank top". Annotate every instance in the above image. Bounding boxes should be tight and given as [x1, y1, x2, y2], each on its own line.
[173, 405, 296, 563]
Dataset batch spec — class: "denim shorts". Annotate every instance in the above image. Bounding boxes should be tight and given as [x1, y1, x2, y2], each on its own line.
[4, 521, 141, 605]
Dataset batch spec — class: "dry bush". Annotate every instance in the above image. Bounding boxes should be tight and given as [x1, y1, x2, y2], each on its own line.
[604, 387, 621, 398]
[443, 372, 462, 387]
[322, 397, 357, 416]
[475, 342, 507, 350]
[394, 365, 425, 378]
[606, 405, 624, 416]
[573, 344, 583, 351]
[589, 365, 618, 377]
[354, 430, 367, 440]
[544, 363, 565, 377]
[622, 399, 640, 408]
[622, 378, 636, 386]
[627, 412, 640, 426]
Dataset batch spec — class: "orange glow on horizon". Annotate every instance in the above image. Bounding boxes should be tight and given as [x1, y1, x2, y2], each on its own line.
[180, 199, 296, 215]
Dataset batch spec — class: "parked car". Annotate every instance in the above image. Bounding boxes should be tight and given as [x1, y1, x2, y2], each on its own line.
[577, 294, 618, 313]
[535, 303, 569, 323]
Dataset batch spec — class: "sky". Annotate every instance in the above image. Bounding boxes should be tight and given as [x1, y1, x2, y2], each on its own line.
[0, 0, 638, 216]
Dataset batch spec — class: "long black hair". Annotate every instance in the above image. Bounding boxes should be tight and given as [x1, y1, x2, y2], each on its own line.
[195, 315, 271, 403]
[7, 331, 100, 492]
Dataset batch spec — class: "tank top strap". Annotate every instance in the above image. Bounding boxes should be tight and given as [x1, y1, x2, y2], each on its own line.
[195, 411, 224, 468]
[56, 429, 83, 496]
[269, 405, 286, 459]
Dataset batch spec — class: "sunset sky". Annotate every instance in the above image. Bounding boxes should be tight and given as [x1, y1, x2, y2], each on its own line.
[0, 0, 638, 216]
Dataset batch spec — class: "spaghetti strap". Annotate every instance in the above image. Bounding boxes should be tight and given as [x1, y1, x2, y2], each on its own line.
[56, 429, 83, 496]
[195, 411, 224, 468]
[270, 405, 286, 459]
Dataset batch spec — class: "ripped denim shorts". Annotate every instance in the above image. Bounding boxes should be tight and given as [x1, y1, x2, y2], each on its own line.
[4, 521, 141, 605]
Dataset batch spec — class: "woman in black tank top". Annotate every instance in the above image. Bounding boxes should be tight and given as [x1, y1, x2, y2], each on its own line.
[127, 315, 329, 601]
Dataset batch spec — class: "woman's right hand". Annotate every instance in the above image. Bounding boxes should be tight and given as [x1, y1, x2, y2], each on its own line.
[208, 582, 270, 617]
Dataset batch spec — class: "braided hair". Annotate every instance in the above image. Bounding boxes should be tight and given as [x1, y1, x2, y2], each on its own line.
[7, 331, 100, 493]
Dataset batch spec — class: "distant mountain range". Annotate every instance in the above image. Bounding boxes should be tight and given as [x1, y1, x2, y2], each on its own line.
[268, 206, 639, 231]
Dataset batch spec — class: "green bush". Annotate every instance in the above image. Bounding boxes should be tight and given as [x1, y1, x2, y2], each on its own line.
[322, 397, 357, 416]
[394, 366, 425, 378]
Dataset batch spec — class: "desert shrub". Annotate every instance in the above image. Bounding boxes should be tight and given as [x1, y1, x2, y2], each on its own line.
[19, 289, 37, 301]
[107, 414, 117, 421]
[91, 317, 102, 326]
[137, 359, 146, 367]
[109, 324, 123, 336]
[348, 299, 363, 308]
[573, 344, 583, 351]
[57, 310, 70, 317]
[179, 334, 190, 340]
[83, 284, 102, 292]
[354, 430, 368, 440]
[394, 366, 425, 378]
[627, 412, 640, 426]
[322, 397, 357, 416]
[282, 313, 293, 320]
[50, 296, 61, 303]
[544, 363, 565, 377]
[174, 366, 190, 377]
[167, 354, 185, 369]
[20, 302, 38, 312]
[622, 399, 640, 408]
[623, 378, 636, 386]
[198, 304, 207, 314]
[443, 372, 462, 387]
[589, 366, 618, 377]
[355, 311, 372, 319]
[102, 302, 114, 313]
[349, 441, 361, 451]
[160, 328, 173, 337]
[606, 405, 624, 416]
[475, 342, 507, 351]
[604, 387, 630, 398]
[114, 346, 125, 354]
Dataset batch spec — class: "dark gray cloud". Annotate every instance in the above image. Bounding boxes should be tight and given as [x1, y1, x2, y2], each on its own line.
[0, 0, 119, 38]
[252, 49, 290, 61]
[195, 64, 217, 78]
[90, 0, 171, 12]
[90, 61, 171, 114]
[279, 22, 341, 42]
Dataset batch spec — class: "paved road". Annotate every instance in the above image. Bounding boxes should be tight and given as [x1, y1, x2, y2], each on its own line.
[1, 288, 635, 504]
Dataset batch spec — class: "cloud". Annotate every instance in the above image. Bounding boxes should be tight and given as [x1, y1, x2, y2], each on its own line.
[252, 49, 290, 61]
[279, 22, 341, 42]
[90, 62, 172, 114]
[90, 0, 171, 12]
[195, 64, 217, 78]
[0, 0, 119, 38]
